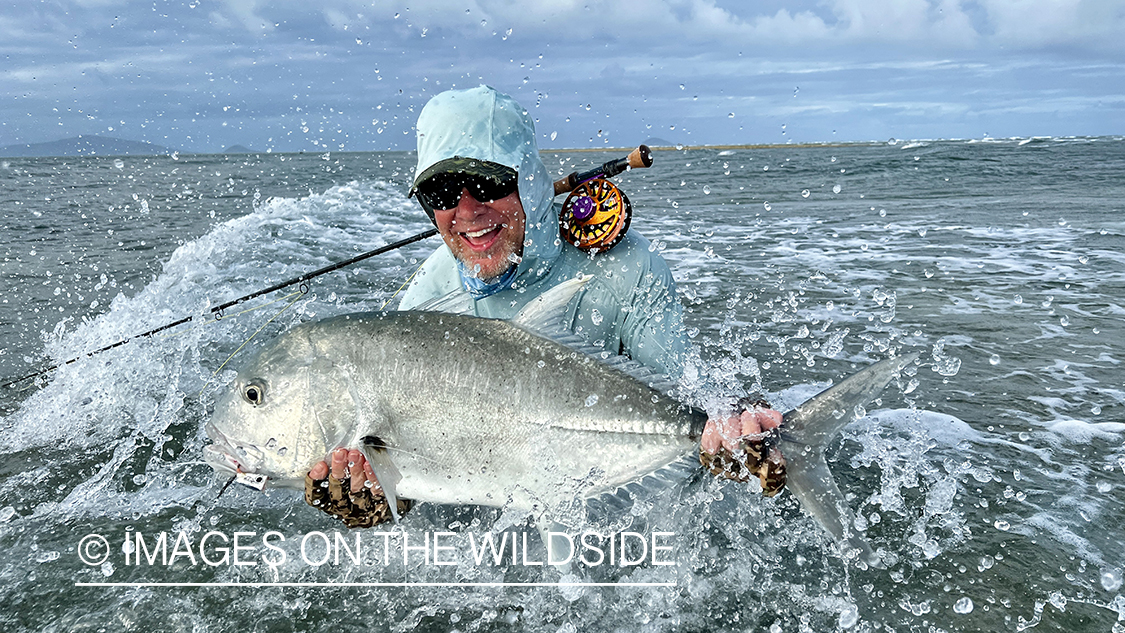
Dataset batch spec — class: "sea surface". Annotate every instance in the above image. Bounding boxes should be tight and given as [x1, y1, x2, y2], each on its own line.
[1, 138, 1123, 632]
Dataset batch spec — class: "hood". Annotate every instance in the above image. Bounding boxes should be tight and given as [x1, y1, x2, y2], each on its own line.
[414, 85, 561, 288]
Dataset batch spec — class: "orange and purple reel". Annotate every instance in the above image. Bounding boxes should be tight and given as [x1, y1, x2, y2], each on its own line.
[559, 177, 632, 254]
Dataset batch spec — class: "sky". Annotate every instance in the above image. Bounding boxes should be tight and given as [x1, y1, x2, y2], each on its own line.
[2, 0, 1124, 152]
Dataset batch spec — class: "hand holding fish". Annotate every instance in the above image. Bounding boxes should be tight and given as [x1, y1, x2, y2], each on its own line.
[700, 400, 787, 496]
[304, 447, 411, 528]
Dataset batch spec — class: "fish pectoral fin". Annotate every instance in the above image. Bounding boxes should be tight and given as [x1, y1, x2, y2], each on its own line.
[360, 436, 404, 523]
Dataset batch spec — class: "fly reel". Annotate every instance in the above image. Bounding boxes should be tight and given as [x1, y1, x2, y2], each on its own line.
[559, 177, 632, 254]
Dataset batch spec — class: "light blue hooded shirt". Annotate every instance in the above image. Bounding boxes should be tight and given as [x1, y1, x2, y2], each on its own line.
[399, 85, 688, 377]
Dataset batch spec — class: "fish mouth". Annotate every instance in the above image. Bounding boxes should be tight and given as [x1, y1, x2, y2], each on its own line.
[203, 443, 240, 475]
[203, 421, 255, 475]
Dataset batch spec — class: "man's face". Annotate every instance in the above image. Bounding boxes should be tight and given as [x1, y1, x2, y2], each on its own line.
[432, 188, 526, 281]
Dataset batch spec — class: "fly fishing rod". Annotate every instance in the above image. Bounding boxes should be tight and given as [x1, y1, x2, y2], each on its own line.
[1, 230, 437, 389]
[2, 145, 655, 389]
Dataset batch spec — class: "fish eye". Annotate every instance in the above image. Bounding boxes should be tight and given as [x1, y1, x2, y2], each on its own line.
[243, 383, 265, 405]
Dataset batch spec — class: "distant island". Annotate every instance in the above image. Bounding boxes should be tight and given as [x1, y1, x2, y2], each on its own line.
[0, 135, 175, 158]
[222, 145, 257, 154]
[642, 137, 676, 147]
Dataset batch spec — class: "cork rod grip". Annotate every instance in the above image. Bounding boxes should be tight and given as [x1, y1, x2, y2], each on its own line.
[628, 144, 653, 169]
[552, 145, 654, 197]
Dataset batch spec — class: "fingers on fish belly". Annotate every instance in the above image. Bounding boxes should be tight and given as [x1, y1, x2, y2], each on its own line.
[700, 427, 788, 497]
[304, 473, 413, 529]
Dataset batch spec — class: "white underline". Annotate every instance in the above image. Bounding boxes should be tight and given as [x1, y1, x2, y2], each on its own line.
[75, 581, 675, 588]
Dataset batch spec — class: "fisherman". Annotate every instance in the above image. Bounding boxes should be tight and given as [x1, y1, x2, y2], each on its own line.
[304, 85, 785, 527]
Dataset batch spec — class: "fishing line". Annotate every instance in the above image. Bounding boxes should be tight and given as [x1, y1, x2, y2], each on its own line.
[198, 287, 309, 398]
[380, 263, 425, 311]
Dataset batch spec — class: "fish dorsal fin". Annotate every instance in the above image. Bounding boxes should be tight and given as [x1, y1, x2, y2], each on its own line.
[512, 275, 680, 395]
[410, 287, 475, 315]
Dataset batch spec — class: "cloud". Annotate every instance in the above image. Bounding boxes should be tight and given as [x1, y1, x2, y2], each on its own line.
[979, 0, 1125, 48]
[1, 0, 1123, 149]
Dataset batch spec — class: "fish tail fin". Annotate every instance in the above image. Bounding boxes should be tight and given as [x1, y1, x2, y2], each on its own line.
[785, 446, 881, 567]
[779, 353, 918, 568]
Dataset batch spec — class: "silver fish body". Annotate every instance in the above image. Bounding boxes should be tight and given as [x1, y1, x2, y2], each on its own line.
[206, 310, 707, 513]
[207, 294, 917, 566]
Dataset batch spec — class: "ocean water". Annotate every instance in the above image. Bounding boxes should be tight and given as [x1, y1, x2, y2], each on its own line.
[1, 138, 1123, 632]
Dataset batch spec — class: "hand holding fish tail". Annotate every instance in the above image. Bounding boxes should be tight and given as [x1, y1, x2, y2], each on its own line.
[700, 397, 787, 496]
[304, 448, 412, 528]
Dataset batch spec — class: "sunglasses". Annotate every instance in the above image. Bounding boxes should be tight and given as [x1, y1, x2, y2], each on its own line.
[415, 171, 519, 214]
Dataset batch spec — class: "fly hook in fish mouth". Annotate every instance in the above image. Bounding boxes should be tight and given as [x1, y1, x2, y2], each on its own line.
[215, 469, 270, 499]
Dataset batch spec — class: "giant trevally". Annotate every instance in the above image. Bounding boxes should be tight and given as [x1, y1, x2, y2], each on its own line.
[205, 277, 917, 565]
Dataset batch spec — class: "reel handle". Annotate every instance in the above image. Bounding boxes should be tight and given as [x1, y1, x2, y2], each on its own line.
[553, 145, 653, 196]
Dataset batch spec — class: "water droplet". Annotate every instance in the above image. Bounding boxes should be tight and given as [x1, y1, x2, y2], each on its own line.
[918, 228, 928, 237]
[763, 202, 771, 211]
[832, 184, 842, 194]
[584, 394, 599, 407]
[1059, 315, 1070, 326]
[1013, 294, 1023, 304]
[550, 131, 557, 141]
[989, 354, 1000, 365]
[113, 159, 124, 169]
[922, 539, 940, 558]
[1078, 254, 1089, 264]
[953, 597, 974, 614]
[702, 185, 710, 194]
[839, 605, 859, 629]
[924, 269, 934, 278]
[993, 519, 1010, 531]
[590, 309, 603, 325]
[1091, 404, 1102, 415]
[801, 189, 810, 198]
[1101, 569, 1122, 591]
